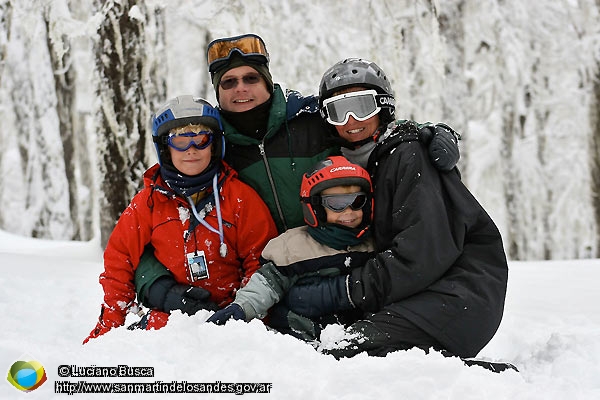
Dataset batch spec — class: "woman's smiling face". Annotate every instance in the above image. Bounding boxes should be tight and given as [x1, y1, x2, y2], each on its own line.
[331, 87, 380, 144]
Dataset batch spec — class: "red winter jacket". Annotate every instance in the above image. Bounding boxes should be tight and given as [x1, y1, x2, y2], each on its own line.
[98, 162, 277, 328]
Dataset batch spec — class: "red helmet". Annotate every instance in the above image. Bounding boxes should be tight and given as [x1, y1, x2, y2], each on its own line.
[300, 156, 373, 229]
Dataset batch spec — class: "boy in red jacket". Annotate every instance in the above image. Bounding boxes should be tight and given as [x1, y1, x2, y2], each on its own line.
[84, 96, 277, 343]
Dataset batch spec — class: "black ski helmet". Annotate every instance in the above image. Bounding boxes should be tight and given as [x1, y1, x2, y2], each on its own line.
[319, 58, 395, 125]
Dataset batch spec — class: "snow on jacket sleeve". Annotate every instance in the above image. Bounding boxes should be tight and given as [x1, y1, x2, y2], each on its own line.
[349, 140, 463, 312]
[100, 189, 154, 324]
[229, 176, 278, 287]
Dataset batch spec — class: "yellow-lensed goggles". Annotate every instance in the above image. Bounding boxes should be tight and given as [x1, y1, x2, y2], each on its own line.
[207, 34, 269, 74]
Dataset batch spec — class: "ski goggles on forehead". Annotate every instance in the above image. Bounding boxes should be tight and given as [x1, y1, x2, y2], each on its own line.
[321, 90, 395, 126]
[207, 34, 269, 74]
[320, 192, 368, 212]
[167, 131, 213, 152]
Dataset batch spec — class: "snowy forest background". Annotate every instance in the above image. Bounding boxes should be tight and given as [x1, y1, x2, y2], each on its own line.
[0, 0, 599, 261]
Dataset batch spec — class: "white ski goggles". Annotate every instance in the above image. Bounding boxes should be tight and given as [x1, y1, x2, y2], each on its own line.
[321, 89, 395, 126]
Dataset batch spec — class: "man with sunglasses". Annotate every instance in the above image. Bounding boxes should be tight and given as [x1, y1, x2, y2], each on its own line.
[207, 156, 374, 340]
[205, 33, 338, 232]
[283, 59, 509, 362]
[84, 96, 277, 342]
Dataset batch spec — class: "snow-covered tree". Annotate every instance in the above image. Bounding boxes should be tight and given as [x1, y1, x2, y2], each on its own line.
[0, 0, 12, 230]
[0, 2, 72, 239]
[43, 0, 96, 241]
[1, 0, 599, 260]
[0, 0, 10, 88]
[455, 0, 599, 259]
[93, 0, 165, 246]
[590, 66, 600, 256]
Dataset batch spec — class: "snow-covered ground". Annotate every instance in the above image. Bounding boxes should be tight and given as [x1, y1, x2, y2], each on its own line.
[1, 229, 599, 399]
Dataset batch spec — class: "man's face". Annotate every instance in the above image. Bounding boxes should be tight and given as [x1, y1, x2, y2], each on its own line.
[217, 66, 271, 113]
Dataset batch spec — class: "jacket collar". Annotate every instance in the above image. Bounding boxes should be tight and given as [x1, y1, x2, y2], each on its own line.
[220, 84, 320, 145]
[220, 84, 287, 145]
[143, 162, 236, 202]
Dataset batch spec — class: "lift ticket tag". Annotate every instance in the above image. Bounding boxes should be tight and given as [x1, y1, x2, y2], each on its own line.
[186, 250, 209, 281]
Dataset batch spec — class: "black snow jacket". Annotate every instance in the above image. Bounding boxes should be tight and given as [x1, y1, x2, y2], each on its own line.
[349, 121, 508, 357]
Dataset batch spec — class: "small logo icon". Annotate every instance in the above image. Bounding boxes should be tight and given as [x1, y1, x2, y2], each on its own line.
[6, 360, 47, 392]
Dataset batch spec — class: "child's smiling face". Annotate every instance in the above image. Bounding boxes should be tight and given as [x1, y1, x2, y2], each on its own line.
[321, 185, 365, 229]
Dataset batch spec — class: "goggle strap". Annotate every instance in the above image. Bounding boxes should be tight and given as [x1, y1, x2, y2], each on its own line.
[321, 93, 393, 109]
[320, 107, 327, 120]
[218, 48, 266, 63]
[375, 93, 395, 109]
[300, 195, 321, 205]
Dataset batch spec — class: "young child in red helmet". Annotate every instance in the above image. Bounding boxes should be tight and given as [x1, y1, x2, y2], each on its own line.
[207, 156, 375, 340]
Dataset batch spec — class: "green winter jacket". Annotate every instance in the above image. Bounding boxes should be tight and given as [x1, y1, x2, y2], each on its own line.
[222, 84, 337, 233]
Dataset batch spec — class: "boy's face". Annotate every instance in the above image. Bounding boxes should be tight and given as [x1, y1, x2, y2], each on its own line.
[168, 124, 213, 176]
[321, 185, 364, 229]
[331, 87, 381, 144]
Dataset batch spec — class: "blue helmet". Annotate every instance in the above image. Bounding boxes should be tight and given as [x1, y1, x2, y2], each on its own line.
[151, 95, 224, 165]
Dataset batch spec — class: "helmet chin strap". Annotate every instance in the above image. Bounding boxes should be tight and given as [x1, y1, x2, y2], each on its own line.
[340, 127, 383, 150]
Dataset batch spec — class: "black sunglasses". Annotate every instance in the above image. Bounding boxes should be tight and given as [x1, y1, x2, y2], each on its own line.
[320, 192, 367, 213]
[219, 73, 262, 90]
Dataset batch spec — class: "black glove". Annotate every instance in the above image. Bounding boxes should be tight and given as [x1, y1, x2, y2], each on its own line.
[285, 275, 354, 318]
[145, 276, 218, 315]
[419, 123, 461, 171]
[206, 303, 246, 325]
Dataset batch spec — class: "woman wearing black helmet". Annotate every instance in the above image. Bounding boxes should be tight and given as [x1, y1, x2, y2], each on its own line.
[319, 58, 459, 170]
[285, 58, 509, 360]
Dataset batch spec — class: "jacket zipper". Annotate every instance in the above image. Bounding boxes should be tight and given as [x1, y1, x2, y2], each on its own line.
[258, 141, 287, 231]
